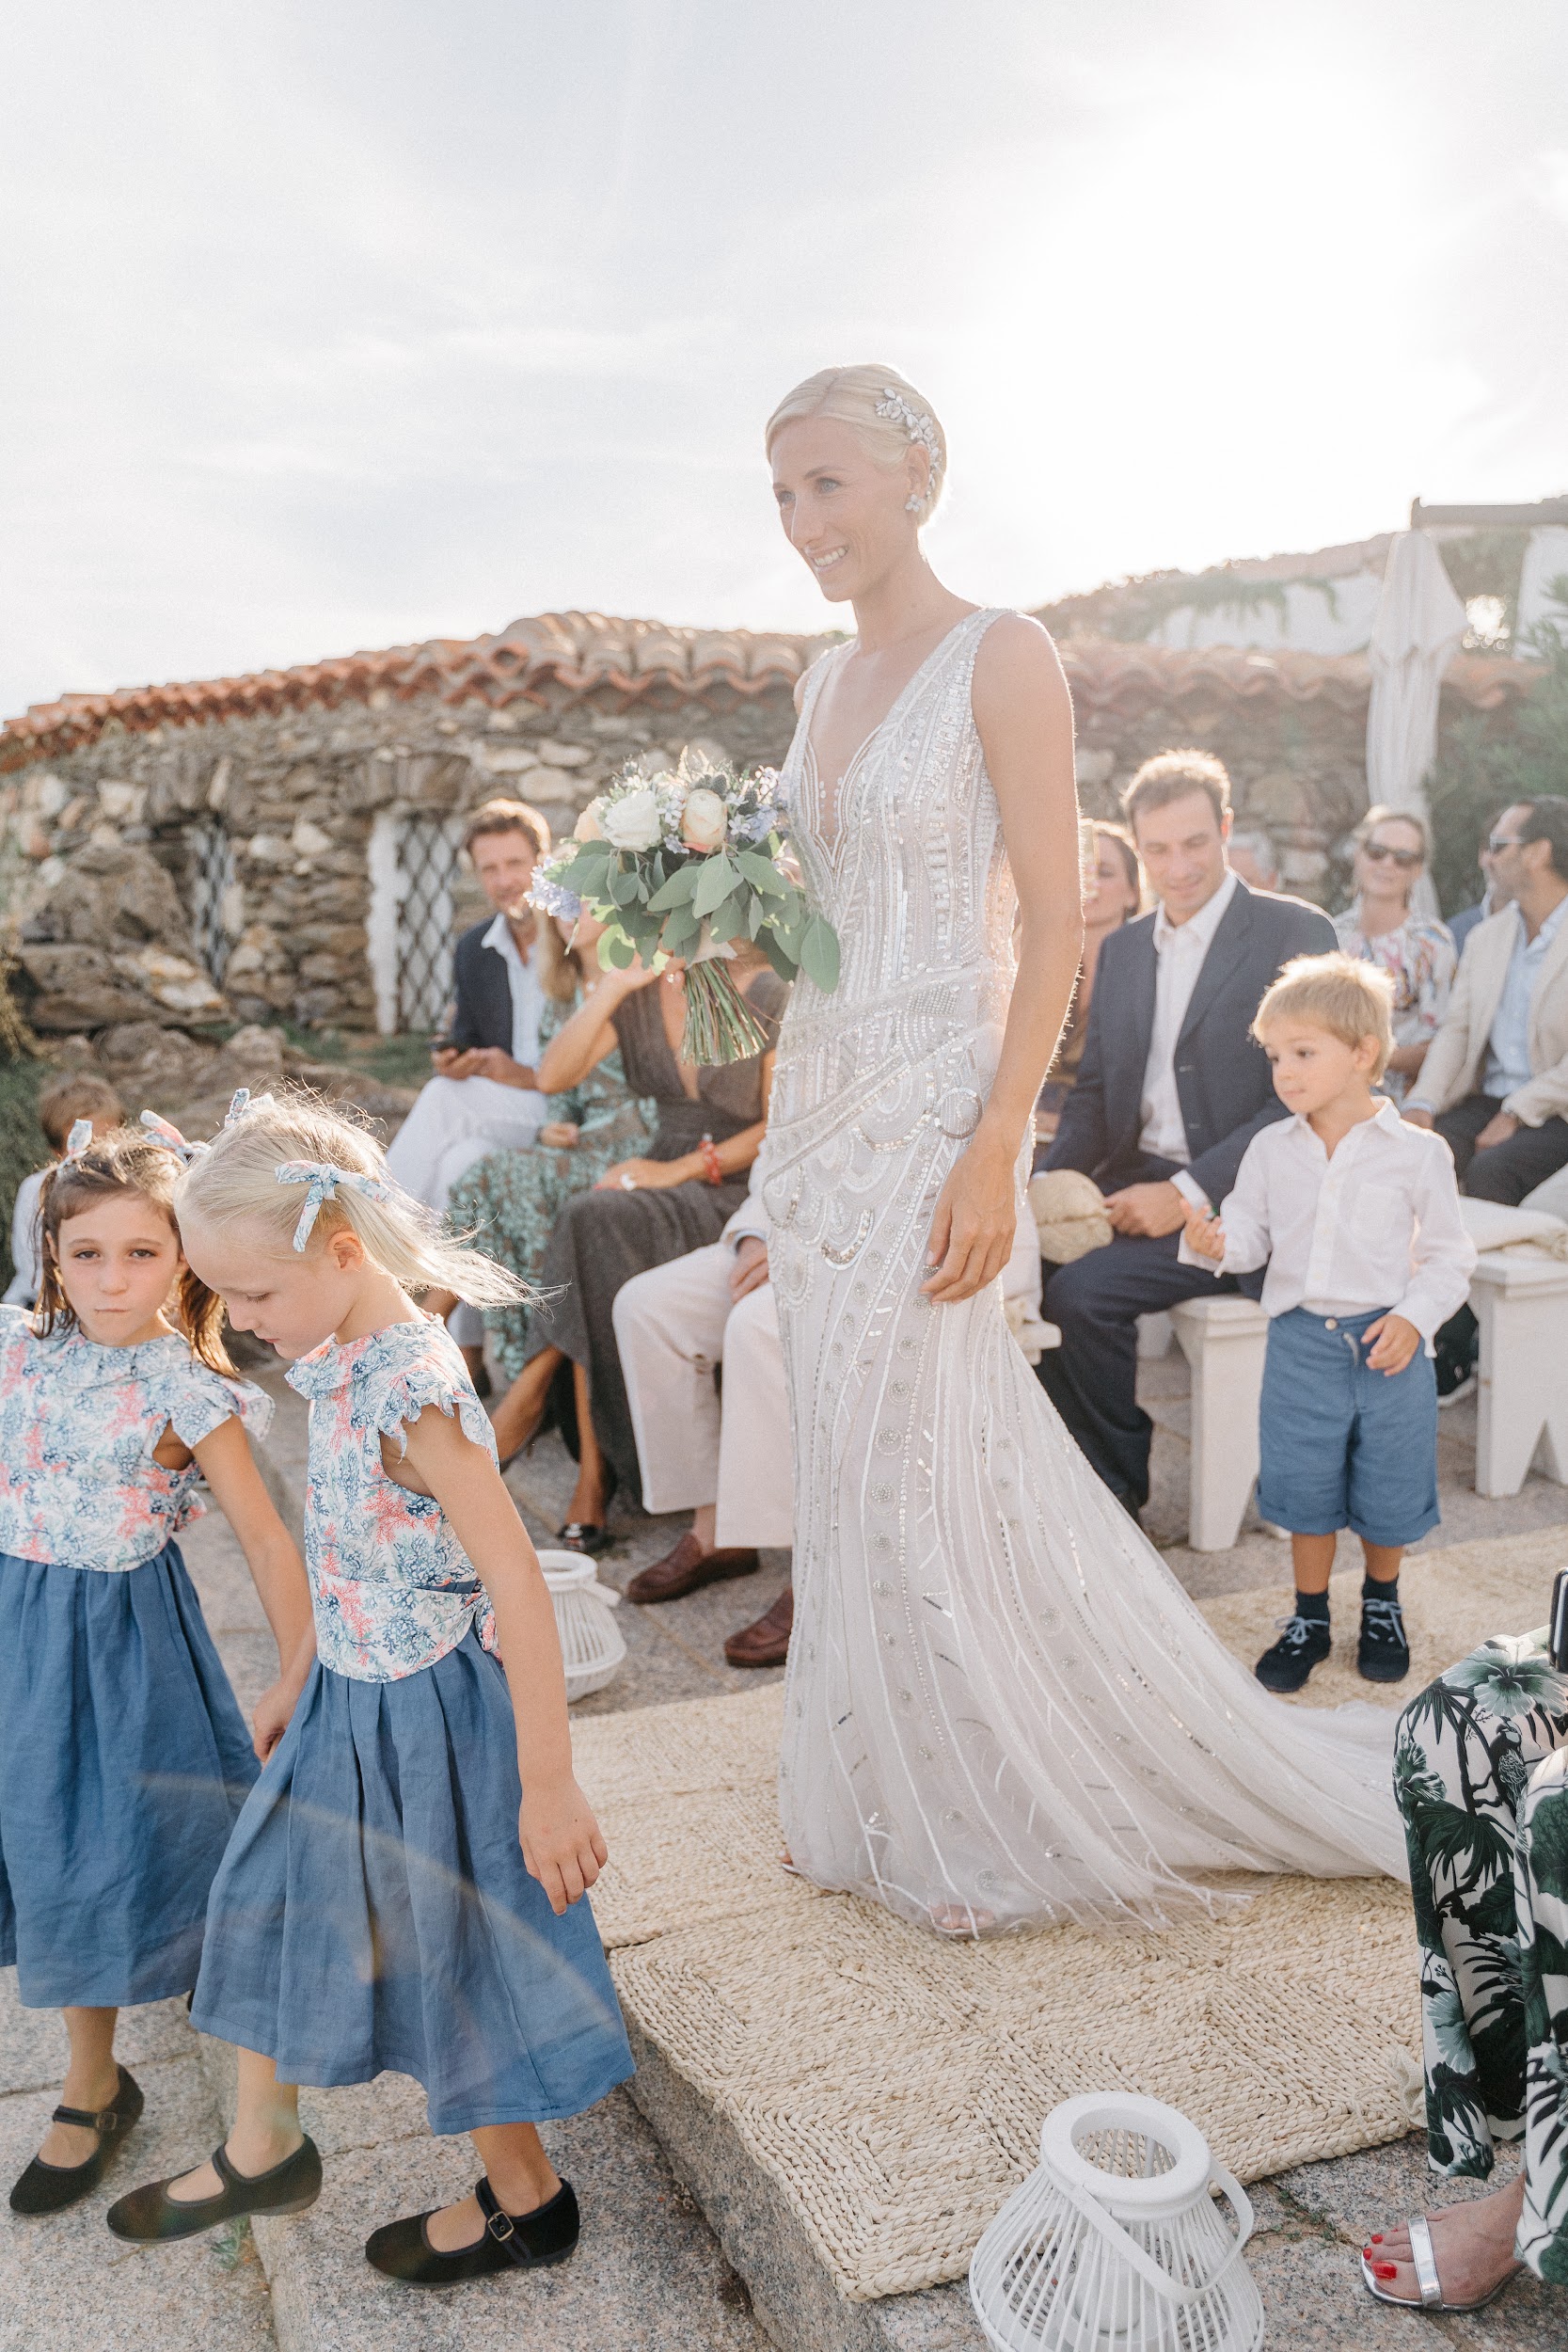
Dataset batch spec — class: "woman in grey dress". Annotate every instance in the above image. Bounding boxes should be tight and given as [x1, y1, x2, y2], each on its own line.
[489, 955, 783, 1549]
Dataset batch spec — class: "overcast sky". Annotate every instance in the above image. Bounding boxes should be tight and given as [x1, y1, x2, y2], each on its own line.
[4, 0, 1566, 717]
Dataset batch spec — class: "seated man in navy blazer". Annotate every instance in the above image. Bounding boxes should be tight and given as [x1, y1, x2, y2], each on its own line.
[385, 797, 553, 1216]
[1038, 751, 1335, 1516]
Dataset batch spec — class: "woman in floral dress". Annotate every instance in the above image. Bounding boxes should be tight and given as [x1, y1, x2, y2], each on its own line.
[1333, 805, 1457, 1104]
[1362, 1633, 1568, 2308]
[449, 916, 656, 1382]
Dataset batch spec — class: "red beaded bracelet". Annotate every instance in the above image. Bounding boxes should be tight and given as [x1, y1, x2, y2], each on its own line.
[699, 1134, 723, 1186]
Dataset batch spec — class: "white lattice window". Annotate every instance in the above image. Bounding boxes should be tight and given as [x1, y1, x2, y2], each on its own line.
[367, 811, 467, 1034]
[188, 821, 237, 983]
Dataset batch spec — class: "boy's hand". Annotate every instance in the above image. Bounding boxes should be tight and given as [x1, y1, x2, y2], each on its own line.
[1364, 1311, 1420, 1375]
[538, 1120, 579, 1149]
[1183, 1204, 1226, 1262]
[520, 1774, 610, 1914]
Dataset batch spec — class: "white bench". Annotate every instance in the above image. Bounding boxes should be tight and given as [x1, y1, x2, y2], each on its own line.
[1468, 1248, 1568, 1497]
[1162, 1233, 1568, 1547]
[1168, 1296, 1271, 1549]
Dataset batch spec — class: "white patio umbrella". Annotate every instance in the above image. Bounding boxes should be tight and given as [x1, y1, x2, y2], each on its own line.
[1365, 530, 1467, 917]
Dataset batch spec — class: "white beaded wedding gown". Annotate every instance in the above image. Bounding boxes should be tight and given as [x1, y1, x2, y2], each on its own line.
[760, 608, 1405, 1933]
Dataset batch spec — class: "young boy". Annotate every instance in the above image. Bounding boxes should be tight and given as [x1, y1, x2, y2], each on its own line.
[4, 1072, 124, 1306]
[1181, 952, 1476, 1692]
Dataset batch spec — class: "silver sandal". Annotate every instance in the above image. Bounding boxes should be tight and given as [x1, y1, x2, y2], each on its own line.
[1360, 2215, 1518, 2312]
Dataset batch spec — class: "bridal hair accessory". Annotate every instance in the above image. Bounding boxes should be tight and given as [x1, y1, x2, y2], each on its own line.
[969, 2092, 1263, 2352]
[276, 1158, 392, 1250]
[876, 387, 943, 509]
[139, 1109, 209, 1163]
[224, 1088, 277, 1127]
[63, 1119, 94, 1161]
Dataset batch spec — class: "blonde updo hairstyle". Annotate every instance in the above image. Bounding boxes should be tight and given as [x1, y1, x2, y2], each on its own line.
[765, 365, 947, 518]
[174, 1088, 532, 1308]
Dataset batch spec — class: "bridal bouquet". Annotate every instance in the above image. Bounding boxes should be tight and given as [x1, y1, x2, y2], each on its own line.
[529, 751, 840, 1064]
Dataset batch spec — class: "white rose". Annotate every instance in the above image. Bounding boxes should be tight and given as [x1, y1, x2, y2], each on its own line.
[680, 787, 728, 852]
[600, 787, 663, 853]
[573, 797, 606, 842]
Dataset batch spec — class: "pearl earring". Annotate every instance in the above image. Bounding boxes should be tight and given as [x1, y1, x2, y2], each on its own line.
[905, 493, 923, 514]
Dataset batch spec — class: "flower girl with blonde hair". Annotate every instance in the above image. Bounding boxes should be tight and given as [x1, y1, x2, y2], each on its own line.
[108, 1089, 632, 2292]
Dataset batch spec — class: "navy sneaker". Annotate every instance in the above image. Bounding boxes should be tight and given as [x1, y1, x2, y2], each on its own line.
[1255, 1613, 1332, 1692]
[1358, 1593, 1411, 1683]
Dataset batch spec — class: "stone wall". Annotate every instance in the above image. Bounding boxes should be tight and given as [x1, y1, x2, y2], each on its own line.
[1, 688, 800, 1039]
[1, 630, 1532, 1058]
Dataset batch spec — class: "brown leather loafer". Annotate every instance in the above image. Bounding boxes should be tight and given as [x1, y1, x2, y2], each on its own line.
[626, 1532, 760, 1605]
[724, 1585, 794, 1668]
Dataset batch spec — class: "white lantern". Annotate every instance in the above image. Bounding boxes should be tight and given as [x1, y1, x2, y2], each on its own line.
[536, 1550, 627, 1703]
[969, 2093, 1264, 2352]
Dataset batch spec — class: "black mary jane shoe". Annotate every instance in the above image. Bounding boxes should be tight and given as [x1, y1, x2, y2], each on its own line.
[557, 1464, 617, 1555]
[365, 2175, 579, 2285]
[105, 2134, 322, 2243]
[9, 2066, 144, 2216]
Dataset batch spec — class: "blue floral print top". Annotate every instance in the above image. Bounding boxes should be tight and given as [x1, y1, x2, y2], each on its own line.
[0, 1304, 271, 1573]
[285, 1318, 499, 1683]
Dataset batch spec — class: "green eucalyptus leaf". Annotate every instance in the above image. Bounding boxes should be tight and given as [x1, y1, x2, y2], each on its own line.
[799, 914, 841, 993]
[691, 853, 738, 918]
[646, 863, 700, 910]
[736, 849, 789, 898]
[600, 928, 637, 970]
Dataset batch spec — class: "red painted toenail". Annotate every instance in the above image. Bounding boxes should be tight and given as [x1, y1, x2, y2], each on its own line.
[1373, 2263, 1398, 2280]
[1367, 2233, 1384, 2243]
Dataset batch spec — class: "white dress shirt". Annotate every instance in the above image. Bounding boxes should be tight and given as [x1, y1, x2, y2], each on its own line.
[1138, 867, 1238, 1206]
[1178, 1096, 1476, 1342]
[1482, 898, 1568, 1104]
[481, 911, 546, 1067]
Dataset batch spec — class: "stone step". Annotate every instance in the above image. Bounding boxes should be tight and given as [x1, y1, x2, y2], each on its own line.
[0, 1987, 277, 2352]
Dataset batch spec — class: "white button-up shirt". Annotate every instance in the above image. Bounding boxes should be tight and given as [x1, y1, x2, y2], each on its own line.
[1138, 868, 1238, 1202]
[481, 912, 546, 1068]
[1178, 1097, 1476, 1341]
[1482, 897, 1568, 1104]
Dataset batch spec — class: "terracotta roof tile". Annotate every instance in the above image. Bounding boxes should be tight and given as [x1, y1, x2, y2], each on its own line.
[0, 613, 1536, 773]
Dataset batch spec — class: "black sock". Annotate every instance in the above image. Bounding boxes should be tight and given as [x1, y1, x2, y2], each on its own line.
[1295, 1588, 1330, 1622]
[1362, 1572, 1400, 1604]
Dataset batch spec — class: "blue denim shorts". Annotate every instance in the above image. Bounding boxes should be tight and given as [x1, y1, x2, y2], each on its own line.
[1256, 1306, 1439, 1548]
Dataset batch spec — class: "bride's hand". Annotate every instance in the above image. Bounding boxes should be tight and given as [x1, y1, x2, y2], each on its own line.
[923, 1128, 1017, 1303]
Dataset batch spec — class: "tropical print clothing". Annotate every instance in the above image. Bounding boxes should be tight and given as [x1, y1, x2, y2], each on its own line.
[285, 1319, 499, 1682]
[0, 1305, 269, 1572]
[1396, 1632, 1568, 2282]
[449, 994, 657, 1380]
[1332, 907, 1457, 1104]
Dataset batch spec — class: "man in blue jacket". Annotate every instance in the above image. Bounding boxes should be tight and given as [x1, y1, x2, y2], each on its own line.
[384, 797, 553, 1215]
[1038, 751, 1335, 1516]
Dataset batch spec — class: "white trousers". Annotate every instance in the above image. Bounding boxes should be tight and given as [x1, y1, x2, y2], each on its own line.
[612, 1242, 793, 1549]
[384, 1074, 546, 1215]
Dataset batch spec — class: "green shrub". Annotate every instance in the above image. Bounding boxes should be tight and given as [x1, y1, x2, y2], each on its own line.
[1430, 587, 1568, 915]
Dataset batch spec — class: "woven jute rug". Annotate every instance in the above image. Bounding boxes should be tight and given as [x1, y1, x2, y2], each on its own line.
[574, 1529, 1560, 2302]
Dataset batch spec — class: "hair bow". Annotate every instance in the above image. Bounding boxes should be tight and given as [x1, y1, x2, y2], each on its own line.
[225, 1088, 277, 1127]
[63, 1119, 94, 1160]
[139, 1108, 209, 1163]
[276, 1158, 390, 1251]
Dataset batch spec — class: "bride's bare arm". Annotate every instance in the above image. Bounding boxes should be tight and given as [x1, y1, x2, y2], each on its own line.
[923, 615, 1081, 1304]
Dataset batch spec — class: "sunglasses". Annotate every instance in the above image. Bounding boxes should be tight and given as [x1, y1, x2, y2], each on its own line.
[1361, 841, 1424, 869]
[1487, 833, 1525, 852]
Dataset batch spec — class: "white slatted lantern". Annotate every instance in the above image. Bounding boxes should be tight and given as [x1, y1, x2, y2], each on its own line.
[969, 2094, 1263, 2352]
[536, 1551, 627, 1703]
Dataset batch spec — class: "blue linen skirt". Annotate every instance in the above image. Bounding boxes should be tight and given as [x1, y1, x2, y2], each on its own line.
[190, 1629, 634, 2137]
[0, 1542, 259, 2008]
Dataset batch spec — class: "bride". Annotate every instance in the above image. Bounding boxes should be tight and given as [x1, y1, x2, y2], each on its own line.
[759, 364, 1405, 1933]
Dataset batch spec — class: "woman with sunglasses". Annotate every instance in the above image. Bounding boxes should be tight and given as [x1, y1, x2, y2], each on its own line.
[1333, 806, 1457, 1101]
